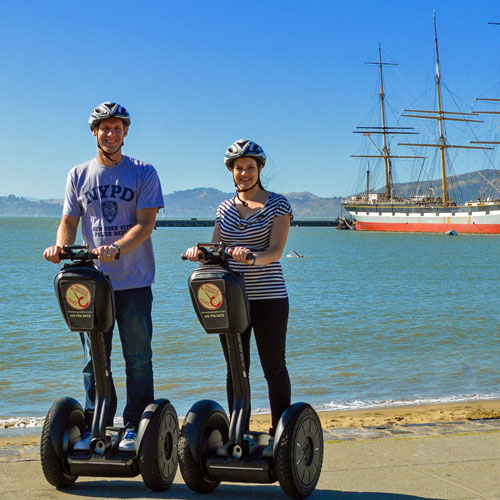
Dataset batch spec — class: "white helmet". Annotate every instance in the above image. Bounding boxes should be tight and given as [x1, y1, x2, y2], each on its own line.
[89, 102, 130, 130]
[224, 139, 266, 169]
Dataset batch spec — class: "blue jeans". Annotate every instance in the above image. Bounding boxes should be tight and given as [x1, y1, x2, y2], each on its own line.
[80, 286, 154, 429]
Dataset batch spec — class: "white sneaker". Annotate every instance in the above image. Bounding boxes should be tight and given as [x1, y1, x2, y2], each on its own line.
[73, 431, 92, 451]
[118, 428, 137, 451]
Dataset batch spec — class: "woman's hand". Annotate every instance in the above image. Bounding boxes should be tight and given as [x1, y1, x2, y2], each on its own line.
[184, 246, 203, 262]
[229, 246, 253, 263]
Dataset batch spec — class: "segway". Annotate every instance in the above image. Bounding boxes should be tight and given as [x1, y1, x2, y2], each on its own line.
[178, 243, 323, 499]
[40, 245, 178, 491]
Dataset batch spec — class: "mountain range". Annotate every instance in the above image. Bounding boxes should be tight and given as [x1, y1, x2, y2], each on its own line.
[1, 169, 498, 218]
[387, 169, 500, 202]
[0, 189, 343, 218]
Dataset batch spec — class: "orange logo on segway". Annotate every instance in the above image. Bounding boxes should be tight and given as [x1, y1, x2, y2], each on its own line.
[65, 283, 92, 310]
[197, 283, 223, 310]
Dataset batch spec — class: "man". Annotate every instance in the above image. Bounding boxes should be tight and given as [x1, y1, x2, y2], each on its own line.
[43, 102, 164, 451]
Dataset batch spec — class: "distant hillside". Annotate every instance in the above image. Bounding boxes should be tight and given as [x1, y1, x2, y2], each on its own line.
[283, 192, 342, 218]
[162, 188, 231, 217]
[379, 169, 500, 201]
[162, 188, 342, 218]
[0, 190, 342, 218]
[2, 169, 496, 217]
[0, 195, 63, 216]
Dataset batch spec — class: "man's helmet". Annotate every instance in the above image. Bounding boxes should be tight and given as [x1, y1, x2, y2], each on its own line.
[89, 102, 131, 130]
[224, 139, 266, 169]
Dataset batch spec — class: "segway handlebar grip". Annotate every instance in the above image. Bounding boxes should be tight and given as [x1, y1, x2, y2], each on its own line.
[181, 246, 254, 263]
[60, 245, 94, 261]
[60, 245, 118, 262]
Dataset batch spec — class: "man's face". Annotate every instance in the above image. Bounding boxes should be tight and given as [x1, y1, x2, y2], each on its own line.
[93, 117, 128, 153]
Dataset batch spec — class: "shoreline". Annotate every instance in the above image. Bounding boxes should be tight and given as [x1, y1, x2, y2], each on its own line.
[1, 399, 498, 448]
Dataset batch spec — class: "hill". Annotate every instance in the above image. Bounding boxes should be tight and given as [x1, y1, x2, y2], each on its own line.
[2, 169, 497, 217]
[0, 195, 64, 216]
[162, 188, 342, 218]
[0, 189, 342, 218]
[380, 169, 500, 202]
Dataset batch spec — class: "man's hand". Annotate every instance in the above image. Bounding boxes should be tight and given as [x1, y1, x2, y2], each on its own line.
[92, 245, 120, 262]
[43, 245, 65, 264]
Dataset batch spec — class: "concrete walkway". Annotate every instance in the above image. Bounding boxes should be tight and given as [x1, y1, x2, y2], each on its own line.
[1, 421, 499, 499]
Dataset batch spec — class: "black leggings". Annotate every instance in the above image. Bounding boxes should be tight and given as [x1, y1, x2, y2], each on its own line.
[219, 297, 291, 433]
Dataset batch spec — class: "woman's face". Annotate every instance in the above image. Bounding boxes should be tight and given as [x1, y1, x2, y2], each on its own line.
[232, 157, 261, 190]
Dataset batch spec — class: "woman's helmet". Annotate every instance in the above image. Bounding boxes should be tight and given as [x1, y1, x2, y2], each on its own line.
[89, 102, 131, 130]
[224, 139, 266, 169]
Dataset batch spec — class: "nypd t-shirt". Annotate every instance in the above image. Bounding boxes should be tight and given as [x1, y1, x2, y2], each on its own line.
[63, 156, 164, 291]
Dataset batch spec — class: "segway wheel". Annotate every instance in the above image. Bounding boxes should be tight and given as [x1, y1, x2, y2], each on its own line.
[178, 404, 229, 493]
[275, 404, 324, 499]
[138, 401, 179, 491]
[40, 407, 82, 488]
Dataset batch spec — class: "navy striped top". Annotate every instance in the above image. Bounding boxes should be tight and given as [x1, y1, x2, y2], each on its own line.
[216, 192, 293, 300]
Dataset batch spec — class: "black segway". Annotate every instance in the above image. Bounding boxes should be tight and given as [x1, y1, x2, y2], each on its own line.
[178, 243, 323, 499]
[40, 245, 178, 491]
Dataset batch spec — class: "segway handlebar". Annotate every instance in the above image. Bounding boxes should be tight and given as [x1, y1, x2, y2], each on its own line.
[181, 242, 254, 264]
[60, 244, 119, 261]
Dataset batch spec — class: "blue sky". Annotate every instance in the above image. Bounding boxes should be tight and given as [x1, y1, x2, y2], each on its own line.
[1, 1, 500, 199]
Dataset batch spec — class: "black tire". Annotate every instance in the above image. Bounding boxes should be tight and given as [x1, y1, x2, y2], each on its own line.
[275, 404, 324, 499]
[138, 401, 179, 491]
[178, 408, 228, 493]
[40, 409, 80, 488]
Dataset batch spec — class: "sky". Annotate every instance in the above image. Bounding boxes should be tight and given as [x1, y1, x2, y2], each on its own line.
[1, 0, 500, 200]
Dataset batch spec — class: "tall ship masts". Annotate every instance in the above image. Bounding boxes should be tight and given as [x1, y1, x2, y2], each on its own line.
[342, 14, 500, 234]
[351, 43, 423, 202]
[399, 13, 491, 207]
[376, 42, 393, 199]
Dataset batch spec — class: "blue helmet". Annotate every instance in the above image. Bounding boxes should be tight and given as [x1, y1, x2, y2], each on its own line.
[89, 102, 131, 130]
[224, 139, 266, 169]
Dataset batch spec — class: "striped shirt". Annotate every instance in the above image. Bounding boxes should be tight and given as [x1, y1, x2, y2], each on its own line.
[216, 192, 293, 300]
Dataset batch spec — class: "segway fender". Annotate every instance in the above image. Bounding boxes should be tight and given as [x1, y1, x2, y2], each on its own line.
[184, 399, 228, 462]
[273, 402, 310, 456]
[48, 397, 85, 459]
[135, 398, 167, 455]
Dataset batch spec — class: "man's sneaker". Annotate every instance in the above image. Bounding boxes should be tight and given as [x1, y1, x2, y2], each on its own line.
[73, 431, 92, 451]
[118, 428, 137, 451]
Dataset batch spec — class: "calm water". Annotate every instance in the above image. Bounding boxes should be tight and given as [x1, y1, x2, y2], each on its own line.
[1, 217, 499, 430]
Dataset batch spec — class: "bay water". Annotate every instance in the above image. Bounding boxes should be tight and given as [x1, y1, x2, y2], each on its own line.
[1, 217, 499, 431]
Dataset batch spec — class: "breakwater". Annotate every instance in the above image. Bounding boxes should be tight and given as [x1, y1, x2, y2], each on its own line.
[155, 219, 339, 228]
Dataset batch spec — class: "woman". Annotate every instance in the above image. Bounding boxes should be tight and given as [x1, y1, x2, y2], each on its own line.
[185, 139, 293, 435]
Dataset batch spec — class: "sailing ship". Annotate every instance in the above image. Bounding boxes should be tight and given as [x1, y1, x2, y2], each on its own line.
[342, 15, 500, 233]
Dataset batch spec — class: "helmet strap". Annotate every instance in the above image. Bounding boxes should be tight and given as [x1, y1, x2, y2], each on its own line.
[96, 136, 124, 166]
[234, 190, 249, 207]
[233, 177, 262, 208]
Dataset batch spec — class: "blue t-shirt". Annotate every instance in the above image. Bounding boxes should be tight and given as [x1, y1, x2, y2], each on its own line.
[216, 192, 293, 300]
[63, 156, 164, 291]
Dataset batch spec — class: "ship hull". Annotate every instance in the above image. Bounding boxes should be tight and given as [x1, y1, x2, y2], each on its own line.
[343, 203, 500, 234]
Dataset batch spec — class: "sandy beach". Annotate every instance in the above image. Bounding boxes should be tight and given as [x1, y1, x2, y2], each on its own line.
[255, 399, 500, 432]
[2, 399, 498, 448]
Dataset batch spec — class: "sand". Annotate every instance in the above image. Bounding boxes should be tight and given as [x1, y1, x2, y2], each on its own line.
[250, 399, 500, 432]
[1, 399, 498, 448]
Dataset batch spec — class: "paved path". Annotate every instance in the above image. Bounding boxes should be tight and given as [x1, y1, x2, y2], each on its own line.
[1, 420, 499, 499]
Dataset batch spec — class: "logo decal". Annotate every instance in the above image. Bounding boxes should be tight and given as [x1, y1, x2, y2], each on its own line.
[65, 284, 92, 310]
[102, 201, 118, 223]
[197, 283, 223, 310]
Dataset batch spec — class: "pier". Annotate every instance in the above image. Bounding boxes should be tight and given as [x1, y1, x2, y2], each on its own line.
[155, 219, 339, 228]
